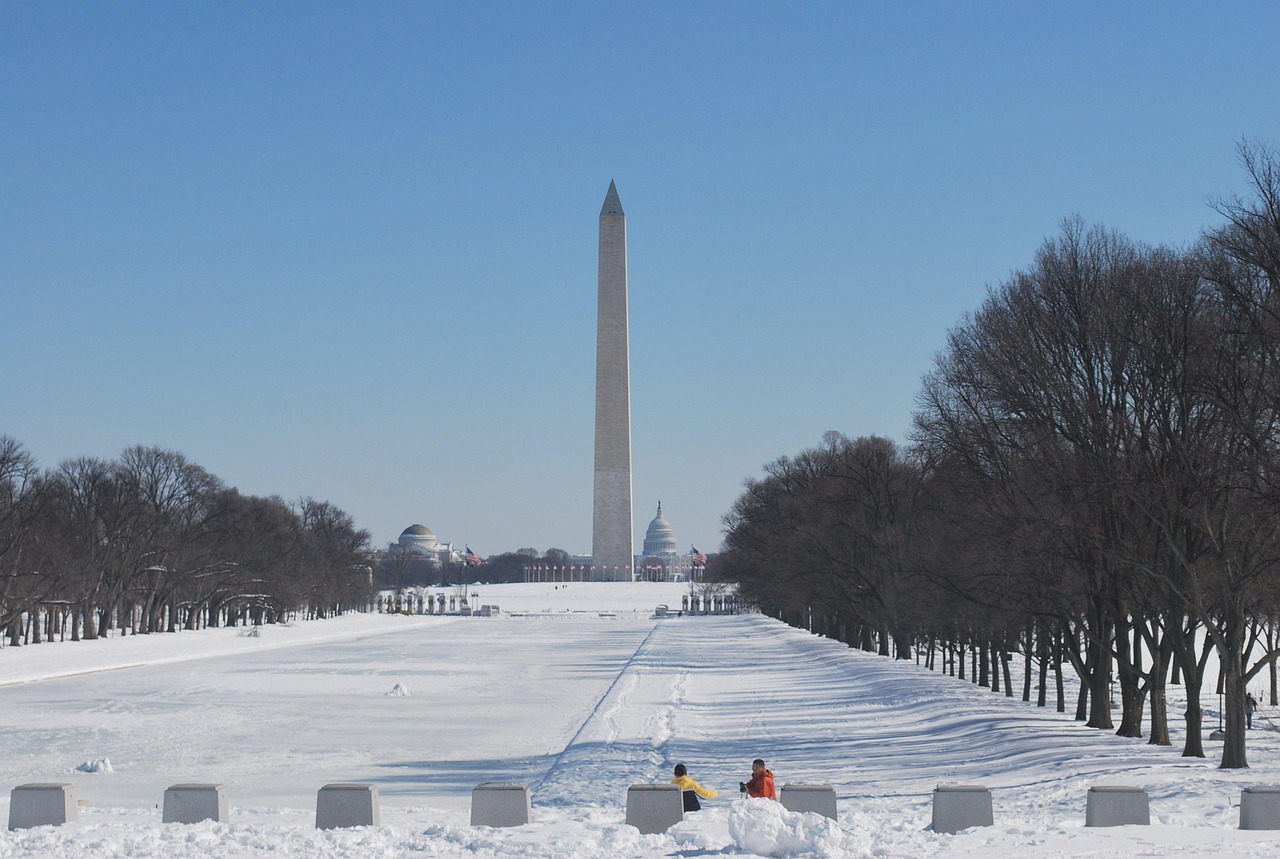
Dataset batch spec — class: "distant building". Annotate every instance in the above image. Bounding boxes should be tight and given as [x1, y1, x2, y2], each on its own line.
[641, 502, 677, 557]
[388, 524, 462, 570]
[517, 504, 704, 583]
[636, 503, 700, 582]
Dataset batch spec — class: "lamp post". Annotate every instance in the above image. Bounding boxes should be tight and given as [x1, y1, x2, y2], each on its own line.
[1210, 691, 1227, 741]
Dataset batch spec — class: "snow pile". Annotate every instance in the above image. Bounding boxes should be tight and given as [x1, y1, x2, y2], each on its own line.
[386, 683, 411, 696]
[727, 798, 869, 858]
[75, 758, 113, 773]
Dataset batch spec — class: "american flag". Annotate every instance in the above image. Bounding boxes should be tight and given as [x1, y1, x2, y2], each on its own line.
[464, 546, 483, 566]
[692, 547, 707, 566]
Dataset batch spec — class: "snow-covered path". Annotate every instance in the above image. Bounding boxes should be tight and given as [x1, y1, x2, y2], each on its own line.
[3, 588, 1280, 857]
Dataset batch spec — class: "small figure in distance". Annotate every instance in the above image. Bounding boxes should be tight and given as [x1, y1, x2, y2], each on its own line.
[671, 763, 718, 812]
[739, 758, 777, 800]
[1248, 692, 1258, 729]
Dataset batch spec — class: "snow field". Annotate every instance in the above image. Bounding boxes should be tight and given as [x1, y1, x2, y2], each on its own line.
[2, 582, 1280, 856]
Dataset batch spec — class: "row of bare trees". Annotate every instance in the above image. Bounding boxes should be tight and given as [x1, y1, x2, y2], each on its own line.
[717, 141, 1280, 768]
[0, 441, 373, 647]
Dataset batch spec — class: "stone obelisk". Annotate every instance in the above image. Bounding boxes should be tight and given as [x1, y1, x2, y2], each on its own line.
[592, 181, 634, 581]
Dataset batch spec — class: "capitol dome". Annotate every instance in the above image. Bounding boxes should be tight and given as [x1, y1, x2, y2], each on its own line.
[641, 502, 678, 557]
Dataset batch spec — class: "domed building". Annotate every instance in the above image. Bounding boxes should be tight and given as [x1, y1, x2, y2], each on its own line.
[642, 503, 678, 557]
[397, 524, 439, 553]
[635, 502, 700, 582]
[388, 524, 461, 569]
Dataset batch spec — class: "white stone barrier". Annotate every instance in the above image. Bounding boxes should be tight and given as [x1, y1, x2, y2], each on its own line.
[315, 783, 380, 829]
[1240, 786, 1280, 829]
[8, 783, 78, 831]
[625, 784, 683, 834]
[163, 783, 228, 824]
[779, 783, 837, 819]
[1085, 785, 1149, 827]
[471, 782, 531, 827]
[931, 784, 993, 834]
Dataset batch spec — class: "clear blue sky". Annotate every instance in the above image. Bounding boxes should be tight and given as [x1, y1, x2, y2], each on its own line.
[4, 2, 1279, 556]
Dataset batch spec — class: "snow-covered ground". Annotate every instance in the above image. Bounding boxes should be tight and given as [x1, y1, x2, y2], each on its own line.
[2, 581, 1279, 857]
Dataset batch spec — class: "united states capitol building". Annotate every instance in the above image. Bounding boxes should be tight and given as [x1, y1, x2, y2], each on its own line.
[560, 502, 703, 582]
[634, 502, 701, 581]
[538, 503, 702, 583]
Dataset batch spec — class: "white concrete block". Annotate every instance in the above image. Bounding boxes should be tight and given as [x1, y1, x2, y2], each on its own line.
[8, 783, 78, 830]
[625, 783, 683, 834]
[1240, 786, 1280, 829]
[315, 783, 379, 829]
[779, 783, 837, 819]
[471, 782, 531, 827]
[1085, 785, 1149, 826]
[163, 783, 228, 824]
[931, 784, 993, 834]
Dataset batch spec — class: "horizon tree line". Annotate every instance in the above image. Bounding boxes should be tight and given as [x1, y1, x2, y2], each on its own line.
[0, 441, 373, 647]
[715, 140, 1280, 770]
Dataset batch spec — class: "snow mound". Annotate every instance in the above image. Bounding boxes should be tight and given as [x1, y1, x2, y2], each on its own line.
[76, 758, 113, 773]
[727, 798, 868, 858]
[386, 683, 411, 697]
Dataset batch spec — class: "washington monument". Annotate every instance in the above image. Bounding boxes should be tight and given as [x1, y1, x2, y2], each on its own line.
[593, 181, 634, 581]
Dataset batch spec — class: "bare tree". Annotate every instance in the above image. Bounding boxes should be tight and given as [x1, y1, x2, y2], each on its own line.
[0, 437, 48, 643]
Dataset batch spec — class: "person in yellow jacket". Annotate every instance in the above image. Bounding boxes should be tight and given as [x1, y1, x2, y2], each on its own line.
[671, 763, 718, 812]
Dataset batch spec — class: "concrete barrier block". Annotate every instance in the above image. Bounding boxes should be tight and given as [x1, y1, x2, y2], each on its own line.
[779, 783, 837, 819]
[1240, 786, 1280, 829]
[9, 783, 78, 830]
[471, 782, 531, 827]
[316, 783, 380, 829]
[931, 784, 993, 834]
[162, 783, 228, 824]
[625, 784, 683, 834]
[1085, 785, 1149, 827]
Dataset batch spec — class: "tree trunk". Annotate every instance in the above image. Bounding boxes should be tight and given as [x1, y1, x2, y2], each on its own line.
[1142, 622, 1167, 745]
[1023, 624, 1034, 702]
[1086, 613, 1115, 730]
[1146, 622, 1172, 746]
[1037, 628, 1048, 707]
[1114, 614, 1143, 738]
[1220, 614, 1250, 769]
[1270, 626, 1279, 707]
[1181, 660, 1207, 758]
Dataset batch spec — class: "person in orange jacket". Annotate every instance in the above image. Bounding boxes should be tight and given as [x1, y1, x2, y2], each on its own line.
[739, 758, 777, 800]
[671, 763, 718, 811]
